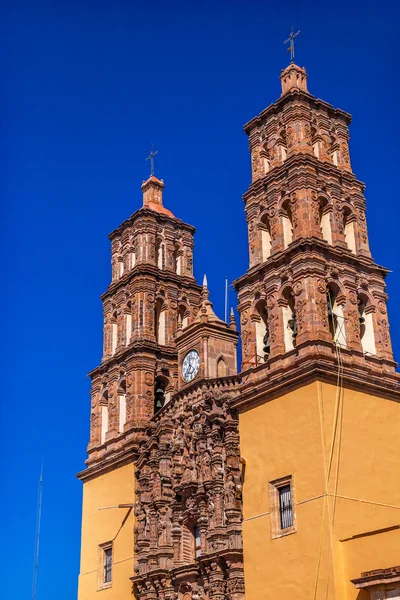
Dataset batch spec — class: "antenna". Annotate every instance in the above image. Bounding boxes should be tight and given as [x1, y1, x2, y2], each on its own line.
[32, 458, 44, 600]
[224, 277, 228, 323]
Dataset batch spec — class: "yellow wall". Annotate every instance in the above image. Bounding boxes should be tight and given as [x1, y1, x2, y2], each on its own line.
[239, 381, 400, 600]
[78, 462, 135, 600]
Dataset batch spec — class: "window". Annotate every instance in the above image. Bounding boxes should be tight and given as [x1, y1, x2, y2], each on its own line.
[194, 525, 201, 558]
[98, 542, 113, 589]
[278, 485, 293, 529]
[269, 475, 296, 539]
[104, 547, 112, 583]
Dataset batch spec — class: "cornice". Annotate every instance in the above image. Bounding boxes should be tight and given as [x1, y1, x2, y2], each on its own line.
[232, 237, 387, 290]
[76, 444, 137, 483]
[109, 207, 196, 240]
[242, 154, 365, 203]
[243, 89, 352, 134]
[89, 342, 177, 378]
[101, 264, 202, 300]
[232, 351, 400, 412]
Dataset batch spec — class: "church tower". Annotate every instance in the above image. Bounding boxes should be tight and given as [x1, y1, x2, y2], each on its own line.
[77, 174, 203, 599]
[233, 62, 400, 600]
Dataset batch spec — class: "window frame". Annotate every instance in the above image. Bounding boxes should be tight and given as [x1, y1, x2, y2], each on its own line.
[193, 525, 201, 559]
[98, 541, 113, 590]
[269, 475, 296, 539]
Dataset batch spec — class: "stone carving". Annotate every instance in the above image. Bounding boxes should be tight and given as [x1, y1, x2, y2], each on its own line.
[295, 299, 307, 332]
[377, 319, 390, 349]
[132, 382, 244, 599]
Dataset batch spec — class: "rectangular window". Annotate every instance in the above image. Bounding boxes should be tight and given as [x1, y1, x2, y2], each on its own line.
[194, 525, 201, 558]
[269, 475, 296, 539]
[104, 547, 112, 583]
[278, 484, 293, 529]
[98, 542, 113, 588]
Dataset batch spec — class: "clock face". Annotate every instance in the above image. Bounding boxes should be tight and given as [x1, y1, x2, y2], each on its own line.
[182, 350, 200, 383]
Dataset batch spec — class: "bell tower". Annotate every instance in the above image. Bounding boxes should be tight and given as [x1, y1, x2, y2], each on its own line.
[235, 62, 396, 376]
[78, 173, 202, 600]
[233, 62, 400, 600]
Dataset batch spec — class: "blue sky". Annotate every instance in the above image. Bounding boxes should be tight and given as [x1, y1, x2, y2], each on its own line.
[1, 0, 398, 598]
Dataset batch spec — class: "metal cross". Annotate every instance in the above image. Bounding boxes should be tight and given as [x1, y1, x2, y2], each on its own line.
[145, 145, 158, 176]
[284, 27, 301, 63]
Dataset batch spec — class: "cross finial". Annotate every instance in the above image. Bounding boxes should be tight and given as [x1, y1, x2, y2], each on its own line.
[284, 27, 301, 63]
[145, 144, 158, 176]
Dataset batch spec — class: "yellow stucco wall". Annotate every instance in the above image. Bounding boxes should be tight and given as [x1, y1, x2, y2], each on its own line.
[239, 380, 400, 600]
[78, 462, 135, 600]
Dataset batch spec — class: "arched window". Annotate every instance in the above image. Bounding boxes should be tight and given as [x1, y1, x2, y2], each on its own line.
[281, 201, 293, 249]
[282, 289, 297, 352]
[358, 294, 376, 355]
[154, 375, 169, 414]
[178, 304, 189, 330]
[254, 299, 270, 362]
[118, 258, 124, 278]
[155, 299, 166, 345]
[130, 247, 136, 269]
[125, 302, 132, 345]
[260, 215, 272, 262]
[319, 199, 332, 244]
[111, 312, 118, 355]
[100, 390, 109, 444]
[157, 240, 166, 270]
[118, 381, 126, 434]
[343, 209, 356, 253]
[176, 250, 182, 275]
[327, 284, 346, 346]
[217, 357, 227, 378]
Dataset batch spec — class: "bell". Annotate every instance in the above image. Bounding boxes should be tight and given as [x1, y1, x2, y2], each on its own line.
[155, 397, 164, 410]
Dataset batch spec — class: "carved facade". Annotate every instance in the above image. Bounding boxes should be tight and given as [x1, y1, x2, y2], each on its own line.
[132, 378, 243, 600]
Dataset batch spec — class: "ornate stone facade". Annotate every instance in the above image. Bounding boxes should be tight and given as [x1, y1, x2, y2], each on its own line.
[132, 378, 243, 600]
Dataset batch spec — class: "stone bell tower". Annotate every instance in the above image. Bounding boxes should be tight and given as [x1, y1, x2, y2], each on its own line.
[232, 62, 400, 600]
[235, 61, 396, 380]
[78, 174, 203, 600]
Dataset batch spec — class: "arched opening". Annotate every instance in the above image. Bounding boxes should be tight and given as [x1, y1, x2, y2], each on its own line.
[327, 284, 346, 346]
[319, 199, 332, 244]
[100, 390, 109, 444]
[155, 299, 166, 345]
[111, 312, 118, 355]
[178, 304, 189, 330]
[130, 247, 136, 269]
[217, 357, 227, 378]
[281, 201, 293, 249]
[282, 289, 297, 352]
[125, 302, 132, 345]
[260, 215, 272, 262]
[118, 258, 124, 278]
[176, 249, 182, 275]
[118, 380, 126, 434]
[254, 299, 270, 361]
[278, 130, 287, 162]
[358, 293, 376, 355]
[343, 208, 356, 253]
[154, 375, 169, 414]
[157, 239, 166, 270]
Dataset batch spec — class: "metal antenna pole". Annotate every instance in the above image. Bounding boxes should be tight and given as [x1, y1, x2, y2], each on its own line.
[224, 277, 228, 323]
[32, 458, 44, 600]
